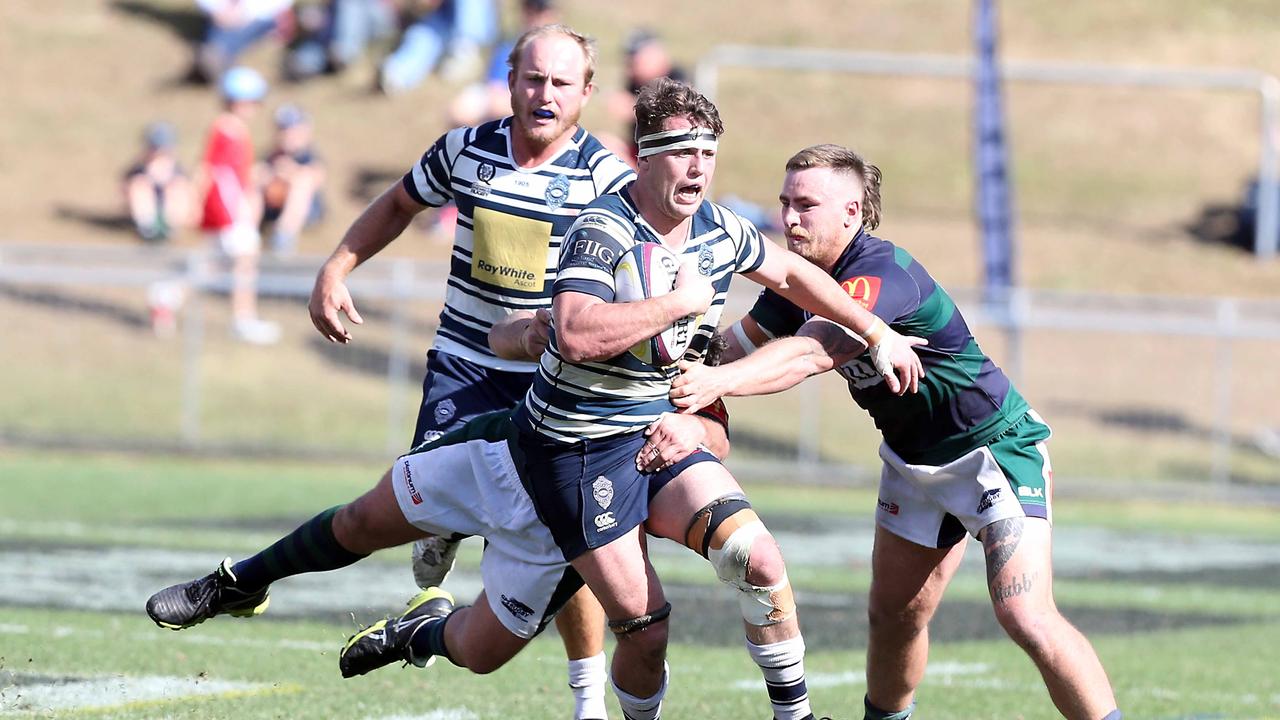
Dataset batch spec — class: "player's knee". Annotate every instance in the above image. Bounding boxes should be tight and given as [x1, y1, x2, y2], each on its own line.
[993, 604, 1055, 656]
[686, 495, 795, 626]
[462, 650, 508, 675]
[867, 593, 930, 638]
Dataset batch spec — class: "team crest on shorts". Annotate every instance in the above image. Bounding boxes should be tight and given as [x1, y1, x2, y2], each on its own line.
[592, 475, 614, 510]
[545, 174, 570, 209]
[433, 399, 456, 426]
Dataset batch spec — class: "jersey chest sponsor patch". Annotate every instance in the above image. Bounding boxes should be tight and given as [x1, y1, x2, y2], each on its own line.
[841, 276, 882, 310]
[471, 207, 552, 291]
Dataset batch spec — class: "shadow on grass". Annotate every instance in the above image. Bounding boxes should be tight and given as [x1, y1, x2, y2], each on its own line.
[53, 205, 136, 237]
[111, 0, 206, 45]
[0, 286, 150, 331]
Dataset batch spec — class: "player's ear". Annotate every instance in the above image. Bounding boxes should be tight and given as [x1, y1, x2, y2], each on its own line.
[846, 199, 861, 228]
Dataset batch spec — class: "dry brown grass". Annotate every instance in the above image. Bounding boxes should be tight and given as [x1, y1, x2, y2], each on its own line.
[5, 0, 1280, 294]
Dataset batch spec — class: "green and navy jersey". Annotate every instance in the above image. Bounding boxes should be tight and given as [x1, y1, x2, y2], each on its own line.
[749, 229, 1030, 465]
[513, 187, 767, 443]
[403, 118, 635, 371]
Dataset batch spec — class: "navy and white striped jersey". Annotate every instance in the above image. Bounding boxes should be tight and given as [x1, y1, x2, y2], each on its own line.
[513, 186, 768, 442]
[402, 117, 635, 371]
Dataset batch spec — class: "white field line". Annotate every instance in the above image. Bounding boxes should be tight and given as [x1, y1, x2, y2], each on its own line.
[369, 712, 480, 720]
[0, 622, 333, 652]
[731, 662, 993, 690]
[5, 517, 1280, 574]
[0, 673, 289, 714]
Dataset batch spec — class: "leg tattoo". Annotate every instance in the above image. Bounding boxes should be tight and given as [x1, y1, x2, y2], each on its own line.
[982, 517, 1024, 587]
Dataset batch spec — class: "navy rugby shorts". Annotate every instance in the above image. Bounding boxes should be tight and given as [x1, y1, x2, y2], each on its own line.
[516, 426, 719, 560]
[411, 349, 533, 448]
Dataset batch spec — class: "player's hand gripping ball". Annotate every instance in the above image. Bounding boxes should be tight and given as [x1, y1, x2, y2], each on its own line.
[613, 242, 699, 366]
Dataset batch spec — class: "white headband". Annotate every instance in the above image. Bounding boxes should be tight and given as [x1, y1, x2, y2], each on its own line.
[636, 127, 719, 158]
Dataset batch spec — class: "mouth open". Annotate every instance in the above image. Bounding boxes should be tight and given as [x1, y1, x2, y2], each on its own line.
[676, 183, 702, 202]
[532, 108, 555, 120]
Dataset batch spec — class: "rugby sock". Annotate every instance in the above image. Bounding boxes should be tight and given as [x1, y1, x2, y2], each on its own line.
[863, 695, 915, 720]
[612, 663, 667, 720]
[567, 652, 609, 720]
[747, 637, 813, 720]
[1100, 711, 1123, 720]
[230, 506, 368, 592]
[407, 614, 457, 666]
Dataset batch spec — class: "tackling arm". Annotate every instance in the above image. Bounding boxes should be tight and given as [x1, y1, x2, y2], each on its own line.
[670, 318, 867, 413]
[743, 241, 923, 394]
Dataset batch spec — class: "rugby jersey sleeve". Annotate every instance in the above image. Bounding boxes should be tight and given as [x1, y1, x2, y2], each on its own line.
[401, 126, 468, 207]
[747, 288, 807, 339]
[589, 150, 637, 196]
[552, 209, 632, 302]
[713, 203, 768, 275]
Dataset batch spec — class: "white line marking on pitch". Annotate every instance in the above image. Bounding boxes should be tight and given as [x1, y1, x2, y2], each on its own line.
[371, 707, 481, 712]
[0, 622, 333, 653]
[0, 673, 277, 714]
[731, 662, 993, 690]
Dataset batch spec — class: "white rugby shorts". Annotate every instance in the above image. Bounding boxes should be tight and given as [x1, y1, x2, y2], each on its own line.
[390, 426, 574, 639]
[875, 414, 1054, 549]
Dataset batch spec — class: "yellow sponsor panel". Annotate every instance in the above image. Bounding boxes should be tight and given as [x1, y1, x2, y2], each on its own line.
[471, 206, 553, 291]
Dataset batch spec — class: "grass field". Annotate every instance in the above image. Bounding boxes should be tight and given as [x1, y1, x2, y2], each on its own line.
[5, 2, 1280, 718]
[3, 448, 1279, 719]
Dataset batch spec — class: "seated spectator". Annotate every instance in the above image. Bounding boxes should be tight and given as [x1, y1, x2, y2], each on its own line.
[284, 0, 399, 81]
[123, 122, 195, 244]
[446, 0, 556, 127]
[260, 104, 326, 255]
[378, 0, 498, 95]
[194, 0, 296, 83]
[199, 67, 280, 344]
[604, 28, 688, 165]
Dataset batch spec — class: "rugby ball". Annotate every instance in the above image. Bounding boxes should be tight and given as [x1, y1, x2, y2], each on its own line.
[613, 242, 699, 367]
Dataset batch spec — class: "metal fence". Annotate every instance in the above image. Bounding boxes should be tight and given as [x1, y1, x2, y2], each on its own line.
[695, 45, 1280, 261]
[2, 243, 1277, 488]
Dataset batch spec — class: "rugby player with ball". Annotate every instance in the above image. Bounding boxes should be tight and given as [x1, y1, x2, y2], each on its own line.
[508, 77, 926, 720]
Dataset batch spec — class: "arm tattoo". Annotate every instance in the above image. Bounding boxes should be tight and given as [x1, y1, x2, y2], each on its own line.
[804, 321, 866, 359]
[982, 517, 1024, 585]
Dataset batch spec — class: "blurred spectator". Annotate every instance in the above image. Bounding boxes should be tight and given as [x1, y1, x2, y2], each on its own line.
[605, 28, 687, 165]
[199, 67, 280, 344]
[378, 0, 498, 95]
[446, 0, 556, 127]
[259, 104, 326, 255]
[123, 122, 195, 244]
[284, 0, 399, 81]
[193, 0, 296, 83]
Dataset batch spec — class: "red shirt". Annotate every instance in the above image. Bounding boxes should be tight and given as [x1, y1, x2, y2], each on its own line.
[200, 113, 254, 231]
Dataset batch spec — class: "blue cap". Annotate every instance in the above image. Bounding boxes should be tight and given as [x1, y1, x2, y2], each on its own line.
[220, 66, 268, 102]
[144, 121, 176, 149]
[273, 104, 308, 128]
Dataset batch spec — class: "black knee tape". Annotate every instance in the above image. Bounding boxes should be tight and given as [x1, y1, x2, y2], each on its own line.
[608, 601, 672, 636]
[685, 493, 751, 558]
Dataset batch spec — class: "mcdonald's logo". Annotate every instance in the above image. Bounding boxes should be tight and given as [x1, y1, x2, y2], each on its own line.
[841, 276, 882, 310]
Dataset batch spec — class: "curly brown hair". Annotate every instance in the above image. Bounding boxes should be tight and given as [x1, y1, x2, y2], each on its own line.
[634, 77, 724, 140]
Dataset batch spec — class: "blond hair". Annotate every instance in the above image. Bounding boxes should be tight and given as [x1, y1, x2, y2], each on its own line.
[506, 24, 598, 85]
